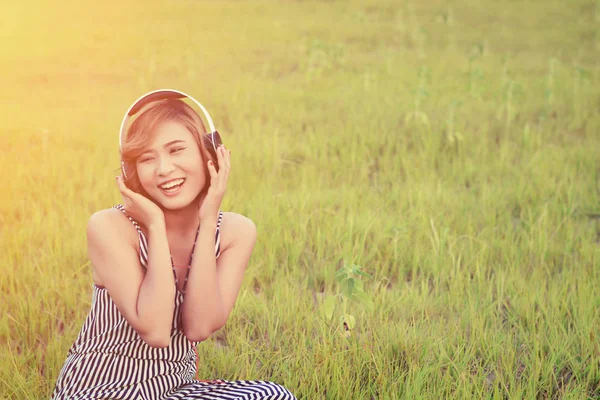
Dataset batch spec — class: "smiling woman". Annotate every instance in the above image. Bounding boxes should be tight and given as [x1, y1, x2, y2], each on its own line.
[50, 91, 296, 399]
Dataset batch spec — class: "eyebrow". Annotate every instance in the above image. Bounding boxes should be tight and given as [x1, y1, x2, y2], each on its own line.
[139, 140, 187, 156]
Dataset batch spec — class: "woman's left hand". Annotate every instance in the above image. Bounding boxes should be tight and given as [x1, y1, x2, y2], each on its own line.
[198, 144, 230, 224]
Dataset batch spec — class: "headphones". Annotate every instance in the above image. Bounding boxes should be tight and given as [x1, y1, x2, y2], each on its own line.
[119, 88, 223, 180]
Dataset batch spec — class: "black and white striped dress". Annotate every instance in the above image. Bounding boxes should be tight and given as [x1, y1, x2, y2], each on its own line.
[51, 205, 296, 399]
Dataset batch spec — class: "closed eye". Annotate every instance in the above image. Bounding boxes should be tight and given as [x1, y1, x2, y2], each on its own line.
[171, 147, 186, 154]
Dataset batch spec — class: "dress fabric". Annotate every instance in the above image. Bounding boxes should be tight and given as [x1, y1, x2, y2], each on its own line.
[51, 205, 296, 399]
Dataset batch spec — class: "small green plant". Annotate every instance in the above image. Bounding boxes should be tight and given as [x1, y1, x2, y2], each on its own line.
[320, 261, 373, 337]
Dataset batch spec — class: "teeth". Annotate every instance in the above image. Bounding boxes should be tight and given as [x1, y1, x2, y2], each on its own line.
[160, 178, 184, 189]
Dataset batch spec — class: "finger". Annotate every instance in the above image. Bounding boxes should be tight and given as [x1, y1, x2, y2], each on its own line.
[116, 176, 127, 194]
[222, 147, 231, 178]
[116, 177, 131, 198]
[217, 147, 229, 187]
[116, 176, 135, 201]
[223, 147, 231, 170]
[222, 158, 230, 183]
[216, 166, 227, 192]
[207, 160, 219, 183]
[219, 146, 230, 176]
[216, 144, 224, 170]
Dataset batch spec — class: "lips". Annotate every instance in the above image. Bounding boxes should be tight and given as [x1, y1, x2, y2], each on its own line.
[158, 178, 185, 189]
[158, 178, 186, 196]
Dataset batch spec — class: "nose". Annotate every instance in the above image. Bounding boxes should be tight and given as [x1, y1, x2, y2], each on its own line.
[156, 155, 176, 176]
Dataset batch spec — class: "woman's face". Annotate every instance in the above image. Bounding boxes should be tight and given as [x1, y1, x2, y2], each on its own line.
[136, 120, 206, 209]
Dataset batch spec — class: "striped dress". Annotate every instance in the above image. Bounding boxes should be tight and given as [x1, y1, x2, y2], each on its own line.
[51, 205, 296, 399]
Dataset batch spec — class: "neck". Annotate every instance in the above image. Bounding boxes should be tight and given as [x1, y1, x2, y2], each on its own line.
[162, 198, 201, 236]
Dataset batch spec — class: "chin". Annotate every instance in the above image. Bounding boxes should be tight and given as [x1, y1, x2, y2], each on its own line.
[150, 188, 201, 211]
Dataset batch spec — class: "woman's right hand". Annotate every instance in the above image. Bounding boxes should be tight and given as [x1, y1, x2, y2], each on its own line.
[116, 175, 165, 229]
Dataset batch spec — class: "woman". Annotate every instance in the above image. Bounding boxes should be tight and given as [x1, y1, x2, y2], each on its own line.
[51, 91, 296, 399]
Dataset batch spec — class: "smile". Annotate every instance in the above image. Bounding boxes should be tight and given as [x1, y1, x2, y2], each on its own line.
[159, 178, 185, 195]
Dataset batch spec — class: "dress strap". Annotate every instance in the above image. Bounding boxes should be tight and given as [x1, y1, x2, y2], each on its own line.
[112, 204, 149, 268]
[179, 210, 224, 295]
[215, 210, 223, 258]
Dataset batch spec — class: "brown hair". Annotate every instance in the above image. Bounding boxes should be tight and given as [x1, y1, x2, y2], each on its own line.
[120, 99, 213, 199]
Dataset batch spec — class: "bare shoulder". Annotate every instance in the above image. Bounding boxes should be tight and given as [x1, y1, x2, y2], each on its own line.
[219, 211, 257, 251]
[87, 207, 140, 286]
[88, 207, 139, 245]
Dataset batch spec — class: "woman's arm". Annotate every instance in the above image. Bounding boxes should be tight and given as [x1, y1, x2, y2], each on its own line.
[88, 209, 176, 347]
[181, 212, 257, 342]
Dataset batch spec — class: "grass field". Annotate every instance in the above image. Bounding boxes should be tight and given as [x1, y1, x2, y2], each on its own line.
[1, 0, 599, 398]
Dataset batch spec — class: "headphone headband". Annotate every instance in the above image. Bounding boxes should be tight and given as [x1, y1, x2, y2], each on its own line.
[119, 88, 216, 152]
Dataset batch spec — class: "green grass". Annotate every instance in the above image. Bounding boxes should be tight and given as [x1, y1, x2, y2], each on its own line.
[1, 0, 599, 398]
